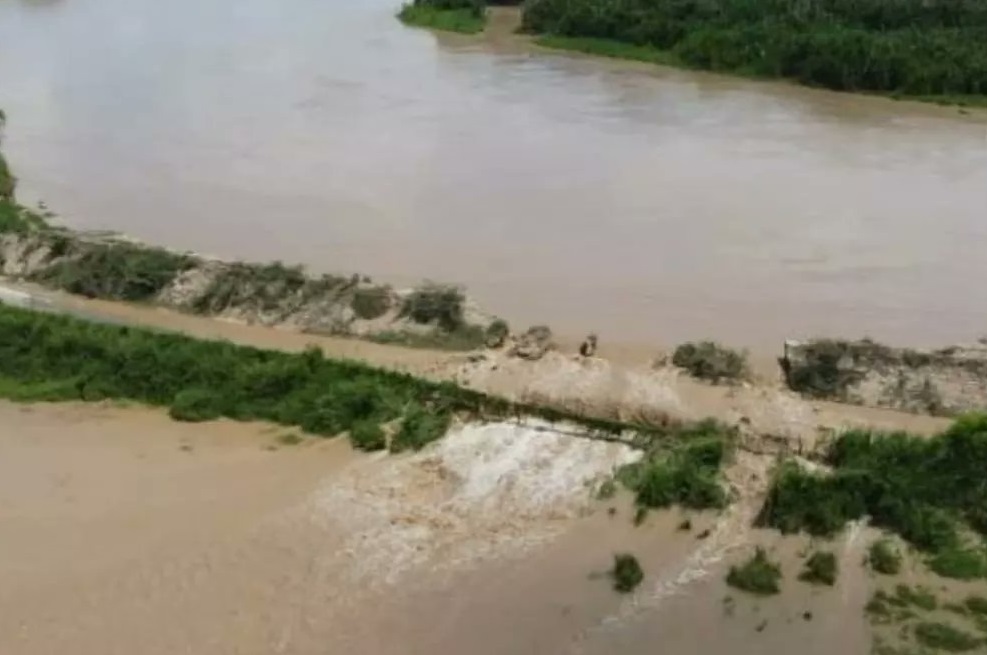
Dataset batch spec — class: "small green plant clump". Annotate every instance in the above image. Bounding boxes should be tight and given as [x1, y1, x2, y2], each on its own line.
[610, 553, 644, 593]
[869, 539, 903, 575]
[913, 621, 983, 652]
[726, 547, 782, 596]
[671, 341, 748, 384]
[895, 584, 938, 611]
[350, 286, 392, 320]
[596, 478, 617, 500]
[927, 545, 987, 581]
[0, 110, 15, 201]
[799, 550, 838, 586]
[966, 595, 987, 616]
[400, 282, 469, 332]
[617, 420, 733, 511]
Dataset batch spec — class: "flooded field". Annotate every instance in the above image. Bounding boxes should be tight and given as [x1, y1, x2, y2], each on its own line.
[0, 401, 882, 654]
[1, 0, 986, 349]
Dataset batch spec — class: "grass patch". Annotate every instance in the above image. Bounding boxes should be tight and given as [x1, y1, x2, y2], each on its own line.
[913, 621, 983, 652]
[398, 3, 485, 35]
[535, 35, 681, 66]
[726, 547, 781, 596]
[869, 538, 903, 575]
[610, 553, 644, 593]
[390, 404, 452, 453]
[799, 550, 837, 586]
[757, 417, 987, 580]
[616, 419, 733, 510]
[671, 341, 748, 384]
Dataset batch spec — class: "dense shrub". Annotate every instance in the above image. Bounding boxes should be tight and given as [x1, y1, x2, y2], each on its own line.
[799, 551, 837, 586]
[0, 111, 14, 201]
[522, 0, 987, 100]
[610, 553, 644, 593]
[727, 547, 782, 595]
[390, 405, 452, 453]
[758, 416, 987, 579]
[170, 388, 224, 423]
[672, 341, 748, 383]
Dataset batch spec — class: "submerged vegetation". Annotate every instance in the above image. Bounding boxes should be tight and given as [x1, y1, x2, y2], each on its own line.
[757, 416, 987, 579]
[522, 0, 987, 103]
[726, 547, 782, 595]
[610, 553, 645, 592]
[913, 621, 983, 652]
[398, 0, 486, 34]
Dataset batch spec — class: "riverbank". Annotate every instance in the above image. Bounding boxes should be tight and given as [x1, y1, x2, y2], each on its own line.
[521, 0, 987, 108]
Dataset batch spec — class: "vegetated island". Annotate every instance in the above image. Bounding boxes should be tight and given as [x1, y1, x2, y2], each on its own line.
[399, 0, 987, 107]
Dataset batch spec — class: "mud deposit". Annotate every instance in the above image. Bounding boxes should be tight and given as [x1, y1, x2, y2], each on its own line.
[0, 401, 883, 654]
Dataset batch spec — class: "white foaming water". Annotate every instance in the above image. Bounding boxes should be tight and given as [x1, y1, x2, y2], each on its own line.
[307, 419, 641, 587]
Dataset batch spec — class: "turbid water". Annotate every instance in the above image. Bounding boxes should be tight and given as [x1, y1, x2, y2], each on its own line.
[2, 0, 986, 349]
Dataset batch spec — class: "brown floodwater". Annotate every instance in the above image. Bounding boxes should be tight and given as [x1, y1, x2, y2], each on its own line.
[1, 0, 986, 349]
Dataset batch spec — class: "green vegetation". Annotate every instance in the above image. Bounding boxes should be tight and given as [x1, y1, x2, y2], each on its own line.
[869, 539, 903, 575]
[0, 303, 675, 452]
[726, 547, 782, 596]
[190, 262, 349, 316]
[367, 326, 487, 351]
[913, 621, 983, 652]
[535, 35, 680, 66]
[616, 419, 733, 510]
[400, 282, 468, 333]
[799, 550, 837, 586]
[610, 553, 644, 593]
[0, 110, 15, 201]
[349, 420, 387, 452]
[0, 199, 47, 235]
[484, 318, 509, 347]
[398, 0, 485, 34]
[757, 416, 987, 580]
[672, 341, 748, 384]
[522, 0, 987, 104]
[597, 478, 617, 500]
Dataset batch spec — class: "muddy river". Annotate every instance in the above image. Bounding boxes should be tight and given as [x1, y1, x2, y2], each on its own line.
[2, 0, 986, 348]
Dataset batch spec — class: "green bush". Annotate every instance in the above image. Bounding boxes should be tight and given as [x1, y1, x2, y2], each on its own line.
[726, 547, 782, 596]
[349, 420, 387, 452]
[170, 388, 223, 423]
[965, 595, 987, 616]
[913, 621, 982, 652]
[672, 341, 748, 383]
[799, 551, 837, 586]
[610, 553, 644, 593]
[895, 584, 937, 611]
[0, 112, 15, 201]
[869, 539, 903, 575]
[398, 3, 486, 33]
